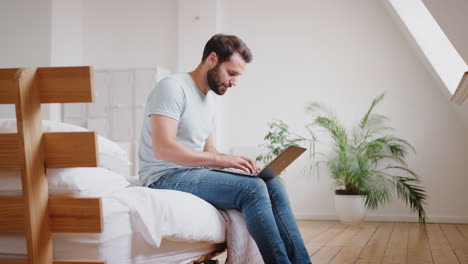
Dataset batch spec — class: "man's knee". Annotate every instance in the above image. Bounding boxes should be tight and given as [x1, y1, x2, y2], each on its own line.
[246, 177, 267, 191]
[241, 177, 270, 203]
[265, 177, 285, 193]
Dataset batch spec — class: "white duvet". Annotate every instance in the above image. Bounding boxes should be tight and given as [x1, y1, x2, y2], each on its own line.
[111, 186, 226, 246]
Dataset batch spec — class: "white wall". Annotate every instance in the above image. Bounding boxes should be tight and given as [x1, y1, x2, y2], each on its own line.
[49, 0, 85, 122]
[219, 0, 468, 222]
[51, 0, 84, 66]
[0, 0, 52, 68]
[0, 0, 53, 119]
[177, 0, 221, 72]
[82, 0, 178, 71]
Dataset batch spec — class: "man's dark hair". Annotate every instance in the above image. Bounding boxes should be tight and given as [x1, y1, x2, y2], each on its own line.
[202, 34, 252, 64]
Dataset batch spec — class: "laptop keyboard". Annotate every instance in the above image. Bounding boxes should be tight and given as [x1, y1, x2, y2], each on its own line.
[213, 168, 258, 176]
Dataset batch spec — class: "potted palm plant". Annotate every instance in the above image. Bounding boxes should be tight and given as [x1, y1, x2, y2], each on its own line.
[306, 93, 427, 224]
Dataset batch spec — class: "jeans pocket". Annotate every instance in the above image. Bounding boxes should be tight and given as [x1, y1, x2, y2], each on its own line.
[154, 168, 178, 187]
[149, 174, 168, 189]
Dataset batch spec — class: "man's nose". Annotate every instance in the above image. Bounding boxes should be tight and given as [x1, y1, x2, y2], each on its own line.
[229, 78, 237, 87]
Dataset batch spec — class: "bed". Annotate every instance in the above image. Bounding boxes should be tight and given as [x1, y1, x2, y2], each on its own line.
[0, 66, 227, 264]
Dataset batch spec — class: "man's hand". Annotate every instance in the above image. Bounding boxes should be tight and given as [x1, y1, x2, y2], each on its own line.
[151, 116, 259, 172]
[215, 154, 259, 174]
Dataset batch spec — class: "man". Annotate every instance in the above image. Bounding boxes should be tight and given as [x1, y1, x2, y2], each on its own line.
[139, 34, 311, 264]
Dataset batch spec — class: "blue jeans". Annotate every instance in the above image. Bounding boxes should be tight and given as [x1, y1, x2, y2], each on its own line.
[148, 167, 311, 264]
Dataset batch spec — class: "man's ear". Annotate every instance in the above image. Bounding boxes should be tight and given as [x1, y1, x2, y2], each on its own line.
[208, 52, 218, 68]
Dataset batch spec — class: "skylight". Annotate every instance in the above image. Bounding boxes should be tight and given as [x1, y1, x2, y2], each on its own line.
[385, 0, 468, 104]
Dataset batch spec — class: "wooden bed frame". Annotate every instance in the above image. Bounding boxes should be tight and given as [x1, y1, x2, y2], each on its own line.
[0, 66, 226, 264]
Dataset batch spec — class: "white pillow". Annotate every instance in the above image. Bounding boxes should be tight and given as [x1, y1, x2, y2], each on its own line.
[0, 167, 130, 197]
[0, 119, 131, 172]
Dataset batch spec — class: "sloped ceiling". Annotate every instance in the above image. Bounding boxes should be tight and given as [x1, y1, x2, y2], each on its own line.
[384, 0, 468, 130]
[423, 0, 468, 64]
[422, 0, 468, 130]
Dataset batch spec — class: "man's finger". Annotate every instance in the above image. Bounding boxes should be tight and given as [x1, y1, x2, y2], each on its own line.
[236, 164, 250, 173]
[242, 156, 258, 172]
[241, 160, 254, 173]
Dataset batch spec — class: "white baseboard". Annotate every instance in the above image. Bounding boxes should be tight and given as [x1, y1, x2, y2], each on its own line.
[295, 213, 468, 224]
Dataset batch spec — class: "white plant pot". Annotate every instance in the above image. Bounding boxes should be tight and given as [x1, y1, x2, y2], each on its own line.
[334, 194, 367, 225]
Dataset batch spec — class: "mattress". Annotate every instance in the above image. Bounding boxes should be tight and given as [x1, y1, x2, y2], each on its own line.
[0, 187, 227, 264]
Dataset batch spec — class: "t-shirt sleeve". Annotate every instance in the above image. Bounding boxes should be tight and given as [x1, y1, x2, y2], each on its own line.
[146, 78, 186, 120]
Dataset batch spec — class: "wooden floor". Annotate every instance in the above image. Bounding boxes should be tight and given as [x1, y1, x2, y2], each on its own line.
[213, 220, 468, 264]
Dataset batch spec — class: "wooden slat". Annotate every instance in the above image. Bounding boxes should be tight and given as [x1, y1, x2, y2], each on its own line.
[15, 67, 53, 263]
[0, 132, 98, 168]
[0, 260, 28, 264]
[0, 196, 102, 233]
[37, 66, 94, 103]
[44, 132, 98, 168]
[49, 197, 103, 233]
[0, 133, 20, 168]
[0, 67, 94, 104]
[0, 196, 25, 232]
[0, 68, 19, 104]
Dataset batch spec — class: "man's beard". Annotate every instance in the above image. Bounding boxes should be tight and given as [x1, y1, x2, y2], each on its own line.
[207, 65, 229, 95]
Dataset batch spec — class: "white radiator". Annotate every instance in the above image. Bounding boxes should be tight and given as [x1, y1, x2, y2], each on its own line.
[63, 67, 171, 177]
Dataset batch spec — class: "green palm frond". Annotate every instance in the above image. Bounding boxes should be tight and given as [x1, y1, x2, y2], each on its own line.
[360, 93, 385, 129]
[360, 172, 393, 210]
[314, 116, 348, 151]
[305, 93, 427, 223]
[364, 114, 391, 130]
[384, 165, 418, 179]
[306, 102, 338, 121]
[393, 177, 427, 223]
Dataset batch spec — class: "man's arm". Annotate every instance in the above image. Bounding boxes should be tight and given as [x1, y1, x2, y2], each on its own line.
[151, 114, 258, 173]
[203, 134, 220, 154]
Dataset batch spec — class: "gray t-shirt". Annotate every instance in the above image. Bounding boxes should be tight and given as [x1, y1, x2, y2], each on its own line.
[138, 73, 216, 186]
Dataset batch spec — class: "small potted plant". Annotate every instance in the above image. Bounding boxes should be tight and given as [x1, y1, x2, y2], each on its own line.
[306, 93, 427, 224]
[256, 120, 304, 170]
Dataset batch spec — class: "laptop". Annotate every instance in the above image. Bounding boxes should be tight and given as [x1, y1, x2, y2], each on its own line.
[211, 145, 307, 179]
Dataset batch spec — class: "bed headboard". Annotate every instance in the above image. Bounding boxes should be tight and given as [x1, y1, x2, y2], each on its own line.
[0, 67, 105, 264]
